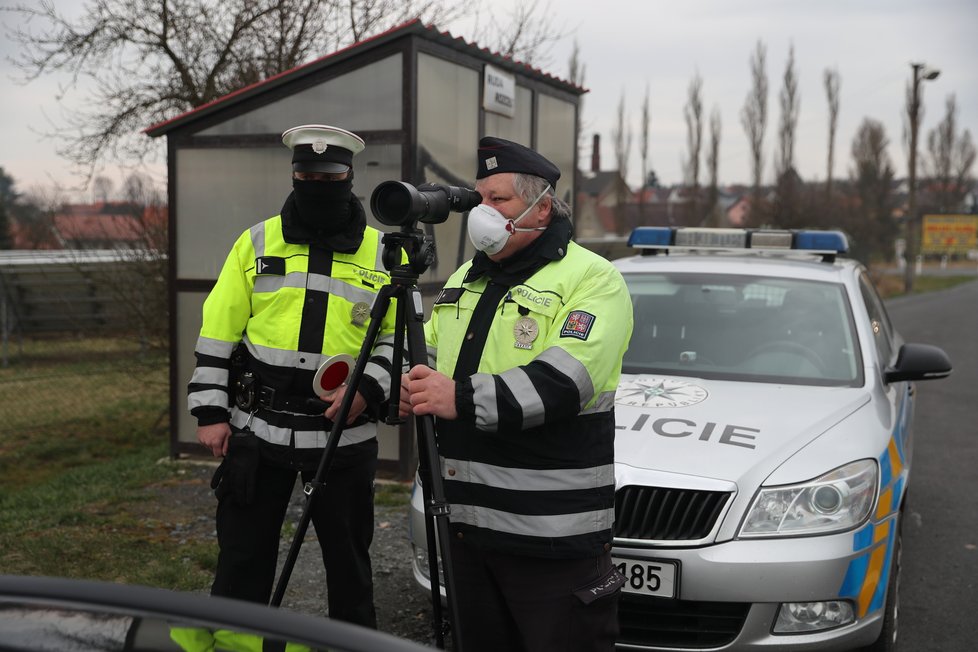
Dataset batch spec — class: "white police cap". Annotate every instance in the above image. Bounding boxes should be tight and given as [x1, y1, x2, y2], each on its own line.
[282, 124, 365, 174]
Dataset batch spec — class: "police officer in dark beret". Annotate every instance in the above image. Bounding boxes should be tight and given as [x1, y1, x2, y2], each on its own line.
[399, 136, 634, 651]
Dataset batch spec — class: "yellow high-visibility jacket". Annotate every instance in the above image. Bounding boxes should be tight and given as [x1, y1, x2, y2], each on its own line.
[187, 215, 397, 448]
[424, 231, 633, 558]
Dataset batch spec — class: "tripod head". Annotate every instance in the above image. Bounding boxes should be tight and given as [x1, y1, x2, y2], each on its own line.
[382, 226, 436, 278]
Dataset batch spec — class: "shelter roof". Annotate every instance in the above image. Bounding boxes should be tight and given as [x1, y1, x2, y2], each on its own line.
[146, 19, 586, 138]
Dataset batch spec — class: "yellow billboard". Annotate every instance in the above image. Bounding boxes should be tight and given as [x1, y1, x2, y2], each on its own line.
[922, 214, 978, 254]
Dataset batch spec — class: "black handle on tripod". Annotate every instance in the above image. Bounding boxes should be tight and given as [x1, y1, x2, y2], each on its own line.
[269, 283, 397, 609]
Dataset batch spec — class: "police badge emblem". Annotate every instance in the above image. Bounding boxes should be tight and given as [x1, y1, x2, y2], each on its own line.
[312, 138, 328, 154]
[351, 302, 370, 326]
[514, 316, 539, 349]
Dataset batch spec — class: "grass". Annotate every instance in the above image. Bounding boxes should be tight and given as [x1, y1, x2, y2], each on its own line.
[0, 338, 215, 590]
[872, 272, 976, 299]
[0, 335, 411, 591]
[0, 442, 217, 591]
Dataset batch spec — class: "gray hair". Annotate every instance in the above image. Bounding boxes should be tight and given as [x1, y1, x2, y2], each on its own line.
[512, 173, 571, 221]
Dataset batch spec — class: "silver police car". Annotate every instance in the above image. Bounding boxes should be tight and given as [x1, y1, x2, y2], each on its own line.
[409, 227, 952, 651]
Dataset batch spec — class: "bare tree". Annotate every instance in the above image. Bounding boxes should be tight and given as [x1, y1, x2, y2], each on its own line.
[639, 83, 651, 221]
[91, 176, 114, 203]
[612, 91, 632, 235]
[683, 72, 704, 223]
[568, 37, 586, 224]
[0, 168, 20, 248]
[924, 94, 977, 213]
[705, 106, 722, 227]
[824, 68, 841, 197]
[741, 40, 768, 224]
[773, 44, 801, 227]
[775, 45, 800, 178]
[470, 0, 565, 68]
[4, 0, 546, 180]
[846, 118, 897, 264]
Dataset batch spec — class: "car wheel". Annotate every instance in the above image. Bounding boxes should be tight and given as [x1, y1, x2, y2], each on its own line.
[855, 522, 901, 652]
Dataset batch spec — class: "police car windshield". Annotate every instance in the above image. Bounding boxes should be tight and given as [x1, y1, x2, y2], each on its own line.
[622, 273, 862, 387]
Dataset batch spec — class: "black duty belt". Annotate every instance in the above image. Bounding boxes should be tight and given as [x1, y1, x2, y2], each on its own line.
[256, 385, 330, 415]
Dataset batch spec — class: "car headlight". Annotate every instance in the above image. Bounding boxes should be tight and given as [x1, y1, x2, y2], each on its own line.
[740, 460, 877, 537]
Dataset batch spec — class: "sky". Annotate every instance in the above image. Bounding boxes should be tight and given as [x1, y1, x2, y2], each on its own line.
[2, 0, 977, 200]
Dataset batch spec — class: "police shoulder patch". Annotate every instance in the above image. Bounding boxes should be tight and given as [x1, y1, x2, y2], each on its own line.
[560, 310, 596, 341]
[255, 256, 285, 276]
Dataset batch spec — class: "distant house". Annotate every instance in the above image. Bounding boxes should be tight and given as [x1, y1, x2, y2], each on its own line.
[575, 135, 631, 237]
[9, 202, 166, 250]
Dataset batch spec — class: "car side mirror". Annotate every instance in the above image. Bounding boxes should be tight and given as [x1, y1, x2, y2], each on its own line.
[884, 343, 952, 384]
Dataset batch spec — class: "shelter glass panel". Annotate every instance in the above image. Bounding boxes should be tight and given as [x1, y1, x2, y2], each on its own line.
[176, 291, 207, 445]
[536, 94, 577, 206]
[417, 52, 479, 282]
[176, 148, 292, 279]
[484, 86, 533, 144]
[199, 54, 403, 136]
[354, 143, 402, 230]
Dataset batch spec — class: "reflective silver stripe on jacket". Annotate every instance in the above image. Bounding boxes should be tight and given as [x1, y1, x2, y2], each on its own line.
[253, 272, 377, 306]
[188, 387, 227, 412]
[195, 336, 236, 358]
[469, 346, 601, 431]
[360, 333, 412, 401]
[581, 390, 617, 414]
[449, 503, 614, 539]
[229, 408, 376, 448]
[188, 336, 235, 411]
[442, 457, 614, 492]
[537, 346, 595, 409]
[243, 335, 319, 370]
[250, 222, 265, 258]
[470, 373, 498, 430]
[497, 367, 545, 428]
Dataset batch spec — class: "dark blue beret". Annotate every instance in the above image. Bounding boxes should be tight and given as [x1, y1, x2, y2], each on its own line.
[476, 137, 561, 190]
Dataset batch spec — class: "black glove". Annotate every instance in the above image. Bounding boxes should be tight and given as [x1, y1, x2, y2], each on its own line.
[210, 430, 260, 506]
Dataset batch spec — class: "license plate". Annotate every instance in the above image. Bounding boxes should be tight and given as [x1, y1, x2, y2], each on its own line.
[613, 556, 679, 597]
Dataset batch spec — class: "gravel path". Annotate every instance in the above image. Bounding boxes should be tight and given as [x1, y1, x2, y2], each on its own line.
[164, 459, 437, 647]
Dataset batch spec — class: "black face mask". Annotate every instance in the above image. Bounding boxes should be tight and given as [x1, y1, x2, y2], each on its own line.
[292, 178, 354, 236]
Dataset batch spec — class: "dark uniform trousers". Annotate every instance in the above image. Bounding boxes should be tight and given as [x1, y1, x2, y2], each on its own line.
[211, 437, 378, 628]
[449, 536, 620, 652]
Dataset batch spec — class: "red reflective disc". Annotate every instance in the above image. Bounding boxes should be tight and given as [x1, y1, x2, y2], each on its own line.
[318, 361, 350, 392]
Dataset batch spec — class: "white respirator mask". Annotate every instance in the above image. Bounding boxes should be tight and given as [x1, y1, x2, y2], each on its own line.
[466, 185, 551, 255]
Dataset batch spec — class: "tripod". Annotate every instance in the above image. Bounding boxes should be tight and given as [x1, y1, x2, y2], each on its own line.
[269, 226, 464, 651]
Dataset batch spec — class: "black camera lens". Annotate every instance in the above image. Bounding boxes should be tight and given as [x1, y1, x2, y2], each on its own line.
[371, 181, 482, 227]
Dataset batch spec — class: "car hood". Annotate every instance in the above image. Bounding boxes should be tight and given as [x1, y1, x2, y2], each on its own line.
[614, 373, 870, 489]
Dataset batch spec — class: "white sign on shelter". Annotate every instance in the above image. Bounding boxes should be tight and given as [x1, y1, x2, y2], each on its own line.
[483, 64, 516, 118]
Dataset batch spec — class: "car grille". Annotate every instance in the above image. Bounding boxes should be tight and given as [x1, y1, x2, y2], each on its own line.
[614, 485, 731, 540]
[619, 594, 750, 648]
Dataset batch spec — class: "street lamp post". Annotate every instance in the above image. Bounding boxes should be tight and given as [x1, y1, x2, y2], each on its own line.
[904, 62, 940, 293]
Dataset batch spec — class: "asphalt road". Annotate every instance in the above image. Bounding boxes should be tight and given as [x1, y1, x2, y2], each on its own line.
[885, 279, 978, 651]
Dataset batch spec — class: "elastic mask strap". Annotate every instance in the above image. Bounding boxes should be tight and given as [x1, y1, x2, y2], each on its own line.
[509, 184, 552, 233]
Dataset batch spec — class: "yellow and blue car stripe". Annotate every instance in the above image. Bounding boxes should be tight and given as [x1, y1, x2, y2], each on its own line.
[838, 390, 911, 618]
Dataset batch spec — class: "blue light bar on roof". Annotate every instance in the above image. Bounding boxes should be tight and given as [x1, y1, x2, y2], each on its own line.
[794, 230, 849, 253]
[628, 227, 850, 255]
[628, 227, 673, 247]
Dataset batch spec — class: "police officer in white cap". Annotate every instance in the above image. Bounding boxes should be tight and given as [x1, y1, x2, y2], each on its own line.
[188, 124, 400, 628]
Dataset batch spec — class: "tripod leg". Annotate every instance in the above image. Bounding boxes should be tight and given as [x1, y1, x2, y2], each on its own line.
[269, 285, 397, 609]
[403, 286, 465, 652]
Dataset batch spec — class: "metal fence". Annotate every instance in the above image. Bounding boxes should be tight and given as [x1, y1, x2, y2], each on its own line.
[0, 251, 169, 439]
